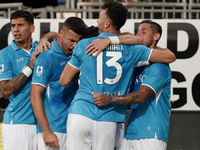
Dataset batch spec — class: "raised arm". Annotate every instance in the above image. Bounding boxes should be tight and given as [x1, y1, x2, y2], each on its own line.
[149, 48, 176, 63]
[93, 85, 154, 106]
[36, 32, 59, 52]
[86, 33, 142, 57]
[118, 32, 142, 45]
[59, 63, 79, 86]
[30, 84, 59, 148]
[0, 51, 40, 98]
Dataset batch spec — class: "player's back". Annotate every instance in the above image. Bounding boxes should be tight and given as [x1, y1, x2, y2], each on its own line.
[68, 32, 152, 122]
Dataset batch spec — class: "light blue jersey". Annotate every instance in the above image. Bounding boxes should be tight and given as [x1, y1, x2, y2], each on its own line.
[32, 39, 78, 133]
[0, 40, 39, 124]
[68, 32, 152, 123]
[125, 63, 172, 142]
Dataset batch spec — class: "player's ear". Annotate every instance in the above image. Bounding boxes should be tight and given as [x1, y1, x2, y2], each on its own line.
[30, 25, 35, 33]
[105, 20, 111, 28]
[60, 28, 64, 38]
[154, 33, 160, 41]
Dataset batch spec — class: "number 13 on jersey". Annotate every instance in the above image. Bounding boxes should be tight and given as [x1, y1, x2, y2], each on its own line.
[97, 51, 122, 85]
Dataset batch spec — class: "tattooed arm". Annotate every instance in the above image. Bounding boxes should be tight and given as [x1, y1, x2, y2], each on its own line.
[93, 85, 154, 106]
[0, 51, 40, 98]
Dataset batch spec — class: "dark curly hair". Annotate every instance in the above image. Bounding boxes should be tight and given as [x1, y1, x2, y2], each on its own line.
[102, 1, 128, 31]
[82, 26, 99, 39]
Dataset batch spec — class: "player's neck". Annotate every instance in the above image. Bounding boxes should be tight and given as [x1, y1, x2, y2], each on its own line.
[15, 40, 32, 51]
[104, 28, 119, 35]
[149, 43, 157, 49]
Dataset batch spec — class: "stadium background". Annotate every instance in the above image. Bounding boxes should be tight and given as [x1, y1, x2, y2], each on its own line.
[0, 0, 200, 149]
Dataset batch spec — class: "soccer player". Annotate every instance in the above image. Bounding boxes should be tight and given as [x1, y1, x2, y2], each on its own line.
[30, 17, 87, 150]
[0, 10, 57, 150]
[59, 1, 175, 150]
[92, 20, 172, 150]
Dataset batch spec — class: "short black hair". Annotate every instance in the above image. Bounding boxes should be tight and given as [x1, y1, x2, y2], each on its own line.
[11, 10, 34, 25]
[82, 26, 99, 39]
[102, 1, 128, 31]
[63, 17, 87, 36]
[140, 20, 162, 36]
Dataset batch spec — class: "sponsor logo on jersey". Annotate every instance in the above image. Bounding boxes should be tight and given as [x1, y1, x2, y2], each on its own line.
[16, 58, 24, 62]
[0, 64, 4, 72]
[36, 66, 43, 75]
[135, 74, 146, 84]
[60, 61, 66, 66]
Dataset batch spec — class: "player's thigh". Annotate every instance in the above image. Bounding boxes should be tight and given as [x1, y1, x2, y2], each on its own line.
[139, 138, 167, 150]
[2, 124, 37, 150]
[92, 121, 117, 150]
[115, 123, 125, 150]
[67, 114, 93, 150]
[55, 132, 67, 150]
[135, 138, 167, 150]
[119, 138, 134, 150]
[122, 138, 167, 150]
[38, 132, 67, 150]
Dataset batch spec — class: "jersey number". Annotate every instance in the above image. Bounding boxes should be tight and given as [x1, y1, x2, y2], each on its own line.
[97, 51, 122, 85]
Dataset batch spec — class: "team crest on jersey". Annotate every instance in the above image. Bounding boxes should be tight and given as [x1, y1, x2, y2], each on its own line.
[0, 64, 4, 72]
[36, 66, 43, 75]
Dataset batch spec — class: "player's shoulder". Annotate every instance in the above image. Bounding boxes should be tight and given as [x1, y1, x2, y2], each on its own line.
[1, 44, 12, 52]
[79, 37, 95, 45]
[150, 63, 171, 75]
[36, 49, 53, 62]
[32, 41, 39, 48]
[151, 62, 169, 68]
[0, 45, 14, 57]
[126, 44, 150, 52]
[129, 44, 147, 48]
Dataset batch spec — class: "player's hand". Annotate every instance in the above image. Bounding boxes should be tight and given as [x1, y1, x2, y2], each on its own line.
[43, 131, 59, 148]
[85, 38, 111, 57]
[35, 38, 51, 53]
[92, 94, 111, 106]
[28, 51, 40, 69]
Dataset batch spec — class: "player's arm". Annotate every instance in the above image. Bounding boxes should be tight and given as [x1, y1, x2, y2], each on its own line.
[59, 63, 79, 86]
[30, 84, 59, 148]
[0, 83, 3, 98]
[0, 51, 40, 98]
[36, 32, 59, 52]
[93, 85, 154, 106]
[86, 33, 142, 57]
[149, 48, 176, 63]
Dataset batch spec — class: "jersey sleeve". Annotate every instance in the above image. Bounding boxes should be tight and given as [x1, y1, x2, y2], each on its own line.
[0, 50, 12, 81]
[131, 45, 152, 67]
[142, 63, 171, 93]
[32, 52, 52, 87]
[68, 39, 88, 69]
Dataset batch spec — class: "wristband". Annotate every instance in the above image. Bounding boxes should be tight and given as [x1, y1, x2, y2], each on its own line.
[22, 66, 33, 77]
[108, 36, 120, 44]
